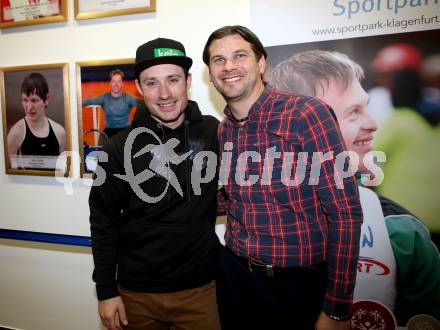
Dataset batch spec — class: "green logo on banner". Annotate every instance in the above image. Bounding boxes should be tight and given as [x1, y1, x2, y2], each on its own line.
[154, 48, 185, 57]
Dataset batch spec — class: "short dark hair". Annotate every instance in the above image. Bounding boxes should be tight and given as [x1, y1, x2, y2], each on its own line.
[21, 72, 49, 102]
[202, 25, 267, 65]
[109, 69, 124, 80]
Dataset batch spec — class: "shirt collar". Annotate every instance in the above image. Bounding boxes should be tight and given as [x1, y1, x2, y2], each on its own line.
[223, 82, 273, 123]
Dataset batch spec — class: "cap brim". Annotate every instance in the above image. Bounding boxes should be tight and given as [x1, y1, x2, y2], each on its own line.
[135, 56, 193, 77]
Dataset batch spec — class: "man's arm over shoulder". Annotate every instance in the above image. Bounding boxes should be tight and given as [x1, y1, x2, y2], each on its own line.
[300, 97, 363, 319]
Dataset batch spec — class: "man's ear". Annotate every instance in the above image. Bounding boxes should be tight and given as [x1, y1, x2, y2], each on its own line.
[186, 73, 192, 89]
[258, 56, 267, 75]
[135, 79, 143, 96]
[44, 93, 50, 108]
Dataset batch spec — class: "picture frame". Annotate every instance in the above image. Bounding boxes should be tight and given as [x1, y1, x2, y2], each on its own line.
[1, 63, 71, 176]
[76, 59, 140, 177]
[74, 0, 156, 21]
[0, 0, 67, 29]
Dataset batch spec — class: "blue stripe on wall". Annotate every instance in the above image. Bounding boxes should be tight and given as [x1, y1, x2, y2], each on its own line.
[0, 229, 91, 247]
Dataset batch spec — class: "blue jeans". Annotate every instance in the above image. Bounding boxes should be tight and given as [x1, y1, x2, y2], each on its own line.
[216, 247, 327, 330]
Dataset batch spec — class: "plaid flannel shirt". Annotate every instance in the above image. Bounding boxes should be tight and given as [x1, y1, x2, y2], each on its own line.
[217, 84, 363, 317]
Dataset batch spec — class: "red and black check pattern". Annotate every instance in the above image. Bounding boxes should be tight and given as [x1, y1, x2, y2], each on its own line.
[217, 85, 363, 317]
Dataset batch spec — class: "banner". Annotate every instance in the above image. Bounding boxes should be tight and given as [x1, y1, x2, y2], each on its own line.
[251, 1, 440, 328]
[251, 0, 440, 46]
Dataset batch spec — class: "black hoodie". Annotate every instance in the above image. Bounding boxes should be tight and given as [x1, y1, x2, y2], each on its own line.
[89, 100, 221, 300]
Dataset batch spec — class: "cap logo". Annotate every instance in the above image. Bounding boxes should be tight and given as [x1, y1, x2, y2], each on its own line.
[154, 48, 185, 58]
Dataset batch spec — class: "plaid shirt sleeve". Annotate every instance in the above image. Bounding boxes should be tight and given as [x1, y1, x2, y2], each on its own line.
[301, 99, 363, 317]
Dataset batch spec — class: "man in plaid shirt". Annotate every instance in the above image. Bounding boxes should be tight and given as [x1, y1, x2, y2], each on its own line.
[203, 26, 363, 330]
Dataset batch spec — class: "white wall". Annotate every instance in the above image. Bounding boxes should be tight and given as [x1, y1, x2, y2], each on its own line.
[0, 0, 250, 329]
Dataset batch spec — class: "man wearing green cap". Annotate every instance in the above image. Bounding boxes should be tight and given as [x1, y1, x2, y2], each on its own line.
[89, 38, 221, 330]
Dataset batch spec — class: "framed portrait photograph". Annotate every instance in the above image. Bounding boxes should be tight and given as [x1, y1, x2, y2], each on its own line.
[76, 59, 141, 177]
[1, 63, 71, 176]
[0, 0, 67, 29]
[74, 0, 156, 21]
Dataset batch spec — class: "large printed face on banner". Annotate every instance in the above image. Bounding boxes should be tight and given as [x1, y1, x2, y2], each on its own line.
[315, 78, 377, 172]
[253, 1, 440, 238]
[264, 29, 440, 313]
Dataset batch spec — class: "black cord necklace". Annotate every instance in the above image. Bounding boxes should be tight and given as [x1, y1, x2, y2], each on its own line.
[232, 115, 249, 123]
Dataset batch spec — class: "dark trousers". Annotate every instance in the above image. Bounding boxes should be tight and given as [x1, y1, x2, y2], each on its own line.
[216, 247, 327, 330]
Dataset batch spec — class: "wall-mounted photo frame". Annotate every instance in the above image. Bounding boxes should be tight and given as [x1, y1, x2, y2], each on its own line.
[74, 0, 156, 21]
[1, 63, 71, 176]
[76, 59, 140, 177]
[0, 0, 67, 29]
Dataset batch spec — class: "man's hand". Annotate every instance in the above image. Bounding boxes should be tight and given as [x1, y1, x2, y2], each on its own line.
[98, 296, 128, 330]
[315, 311, 351, 330]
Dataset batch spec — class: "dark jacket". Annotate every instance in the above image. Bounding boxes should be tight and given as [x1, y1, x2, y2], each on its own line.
[89, 100, 221, 300]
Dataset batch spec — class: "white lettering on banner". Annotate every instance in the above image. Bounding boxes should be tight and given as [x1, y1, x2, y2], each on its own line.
[250, 0, 440, 47]
[311, 14, 439, 37]
[332, 0, 439, 19]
